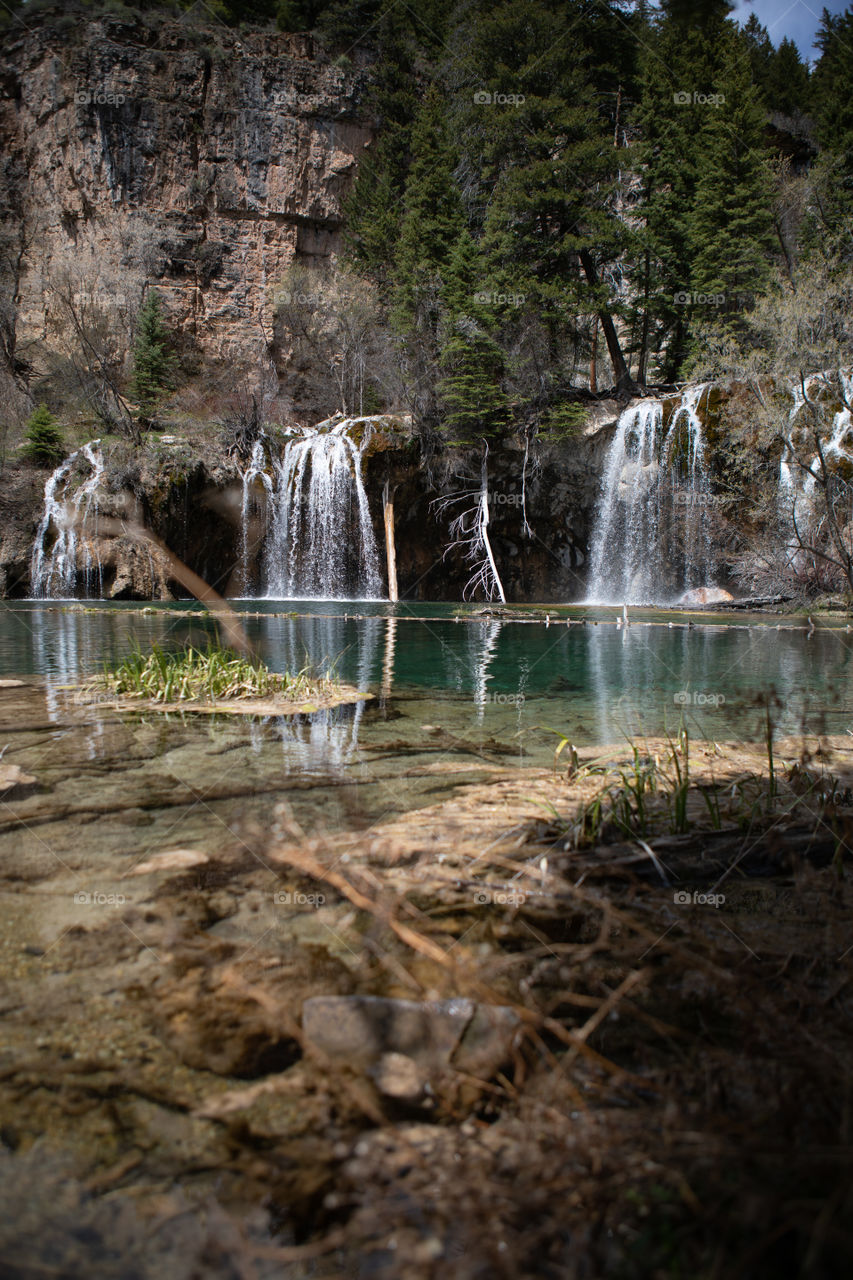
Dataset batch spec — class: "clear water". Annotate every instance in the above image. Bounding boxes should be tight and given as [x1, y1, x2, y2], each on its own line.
[1, 599, 851, 893]
[2, 600, 852, 750]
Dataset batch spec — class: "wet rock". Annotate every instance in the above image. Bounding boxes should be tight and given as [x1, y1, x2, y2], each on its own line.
[0, 764, 37, 799]
[130, 849, 209, 875]
[678, 587, 734, 605]
[301, 995, 520, 1081]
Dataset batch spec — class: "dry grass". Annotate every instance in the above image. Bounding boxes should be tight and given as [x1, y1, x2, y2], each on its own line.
[254, 737, 853, 1278]
[0, 735, 850, 1278]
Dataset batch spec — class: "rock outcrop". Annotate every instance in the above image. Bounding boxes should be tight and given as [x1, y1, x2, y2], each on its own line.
[1, 9, 373, 368]
[0, 413, 614, 601]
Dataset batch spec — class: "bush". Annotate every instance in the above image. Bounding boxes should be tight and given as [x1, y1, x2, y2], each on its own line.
[21, 403, 65, 466]
[130, 290, 177, 417]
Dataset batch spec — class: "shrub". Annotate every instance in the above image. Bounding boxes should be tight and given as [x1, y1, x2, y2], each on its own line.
[21, 403, 65, 466]
[130, 290, 177, 416]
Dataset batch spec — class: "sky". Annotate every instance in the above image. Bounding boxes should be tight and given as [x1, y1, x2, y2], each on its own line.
[730, 0, 850, 60]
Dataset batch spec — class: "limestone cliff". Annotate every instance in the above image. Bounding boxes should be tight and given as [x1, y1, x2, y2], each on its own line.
[1, 9, 373, 369]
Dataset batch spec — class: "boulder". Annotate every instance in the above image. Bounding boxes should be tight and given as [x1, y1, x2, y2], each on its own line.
[678, 587, 735, 606]
[0, 764, 37, 799]
[301, 994, 520, 1089]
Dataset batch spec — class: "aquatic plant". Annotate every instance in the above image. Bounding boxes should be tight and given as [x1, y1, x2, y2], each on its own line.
[97, 644, 332, 703]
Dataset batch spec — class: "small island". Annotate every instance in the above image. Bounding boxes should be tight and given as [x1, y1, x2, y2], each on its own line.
[77, 644, 370, 717]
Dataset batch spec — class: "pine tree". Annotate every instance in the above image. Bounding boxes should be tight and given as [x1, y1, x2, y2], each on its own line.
[688, 29, 776, 327]
[632, 1, 732, 377]
[437, 232, 509, 444]
[805, 8, 853, 262]
[741, 12, 774, 96]
[388, 86, 467, 428]
[474, 3, 626, 341]
[130, 290, 176, 415]
[812, 7, 853, 157]
[342, 8, 421, 290]
[22, 403, 64, 467]
[392, 86, 465, 333]
[764, 38, 811, 118]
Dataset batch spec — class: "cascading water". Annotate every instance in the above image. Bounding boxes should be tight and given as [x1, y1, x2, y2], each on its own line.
[779, 371, 853, 515]
[239, 438, 275, 594]
[777, 371, 853, 578]
[240, 418, 383, 599]
[586, 386, 715, 604]
[31, 443, 105, 598]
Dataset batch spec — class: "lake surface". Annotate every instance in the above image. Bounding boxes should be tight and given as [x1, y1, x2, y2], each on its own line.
[1, 598, 850, 953]
[2, 600, 851, 753]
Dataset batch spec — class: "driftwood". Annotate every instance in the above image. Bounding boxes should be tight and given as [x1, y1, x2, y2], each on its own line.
[697, 593, 793, 610]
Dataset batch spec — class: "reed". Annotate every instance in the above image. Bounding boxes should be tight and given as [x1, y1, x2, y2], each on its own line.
[98, 644, 331, 703]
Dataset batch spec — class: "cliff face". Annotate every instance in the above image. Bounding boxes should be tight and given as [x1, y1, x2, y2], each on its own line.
[1, 10, 373, 368]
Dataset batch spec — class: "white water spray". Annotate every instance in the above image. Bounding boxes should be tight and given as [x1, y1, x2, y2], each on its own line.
[586, 386, 715, 604]
[239, 438, 274, 594]
[31, 443, 105, 598]
[240, 418, 383, 599]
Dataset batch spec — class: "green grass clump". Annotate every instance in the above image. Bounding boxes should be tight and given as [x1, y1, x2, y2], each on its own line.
[100, 644, 329, 704]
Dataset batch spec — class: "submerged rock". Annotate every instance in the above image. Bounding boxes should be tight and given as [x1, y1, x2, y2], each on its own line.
[0, 764, 37, 798]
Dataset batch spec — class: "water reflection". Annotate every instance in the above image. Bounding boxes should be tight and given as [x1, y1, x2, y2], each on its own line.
[3, 604, 852, 762]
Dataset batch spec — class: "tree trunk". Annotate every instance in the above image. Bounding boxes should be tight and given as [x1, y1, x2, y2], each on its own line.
[480, 450, 506, 603]
[383, 480, 398, 602]
[579, 250, 637, 398]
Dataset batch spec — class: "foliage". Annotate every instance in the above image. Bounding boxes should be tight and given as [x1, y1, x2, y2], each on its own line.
[21, 402, 64, 466]
[12, 0, 844, 437]
[97, 643, 331, 703]
[220, 386, 265, 461]
[129, 290, 177, 416]
[339, 0, 825, 427]
[537, 402, 589, 444]
[688, 246, 853, 596]
[273, 263, 398, 417]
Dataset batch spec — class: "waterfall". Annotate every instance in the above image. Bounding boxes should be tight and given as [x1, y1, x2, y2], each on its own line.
[780, 371, 853, 514]
[240, 418, 383, 600]
[586, 386, 714, 604]
[31, 443, 105, 598]
[239, 438, 274, 594]
[778, 371, 853, 572]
